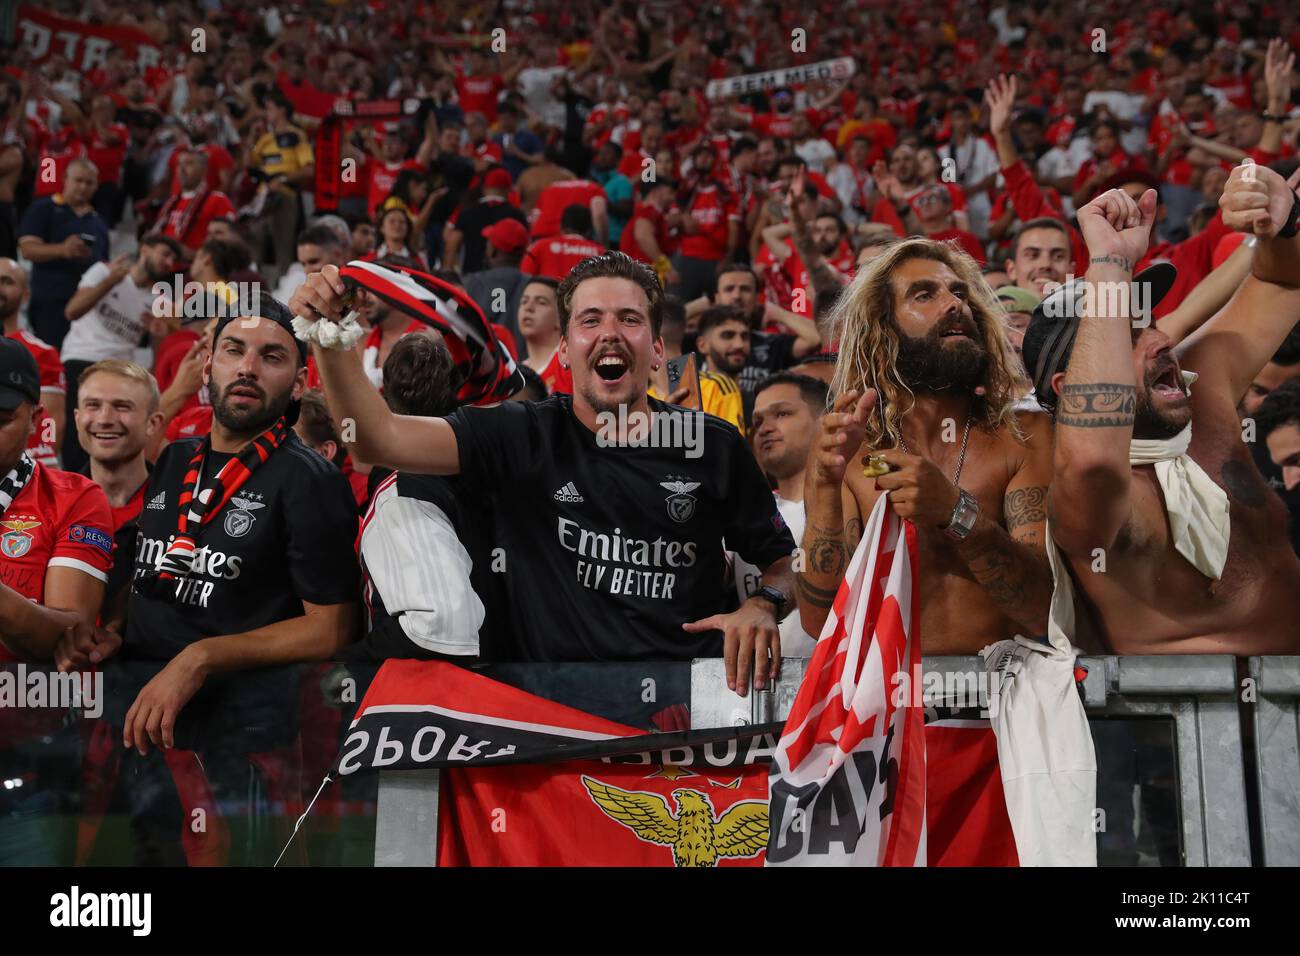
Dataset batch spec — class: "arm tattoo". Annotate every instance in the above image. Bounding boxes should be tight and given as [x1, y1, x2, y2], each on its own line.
[957, 533, 1028, 608]
[1004, 486, 1048, 535]
[1056, 382, 1136, 428]
[800, 521, 852, 609]
[1089, 254, 1134, 272]
[796, 574, 840, 610]
[808, 535, 848, 575]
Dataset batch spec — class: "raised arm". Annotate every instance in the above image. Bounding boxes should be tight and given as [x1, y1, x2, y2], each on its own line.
[1048, 188, 1158, 556]
[1178, 164, 1300, 403]
[1258, 38, 1295, 159]
[288, 267, 463, 473]
[1156, 235, 1253, 344]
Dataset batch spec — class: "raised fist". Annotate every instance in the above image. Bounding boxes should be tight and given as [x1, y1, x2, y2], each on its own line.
[1077, 187, 1158, 267]
[1219, 161, 1300, 239]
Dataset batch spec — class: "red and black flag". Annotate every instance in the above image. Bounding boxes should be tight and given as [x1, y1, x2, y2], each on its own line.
[339, 260, 524, 405]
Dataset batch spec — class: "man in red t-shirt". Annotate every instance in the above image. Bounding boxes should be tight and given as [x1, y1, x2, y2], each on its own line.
[530, 178, 609, 244]
[620, 179, 678, 266]
[669, 144, 740, 300]
[364, 123, 425, 216]
[158, 150, 234, 256]
[0, 339, 112, 663]
[85, 92, 131, 226]
[0, 257, 66, 466]
[521, 205, 605, 281]
[913, 184, 986, 264]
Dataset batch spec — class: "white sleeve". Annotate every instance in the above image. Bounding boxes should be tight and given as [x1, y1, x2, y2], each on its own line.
[360, 488, 484, 656]
[77, 260, 110, 289]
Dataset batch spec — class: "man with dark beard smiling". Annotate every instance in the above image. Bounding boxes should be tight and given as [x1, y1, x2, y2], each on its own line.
[54, 292, 361, 864]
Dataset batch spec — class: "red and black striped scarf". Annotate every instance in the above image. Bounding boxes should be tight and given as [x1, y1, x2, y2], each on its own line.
[133, 417, 287, 602]
[156, 186, 212, 244]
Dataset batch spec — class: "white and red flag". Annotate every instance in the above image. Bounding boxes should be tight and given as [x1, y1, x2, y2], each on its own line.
[767, 496, 927, 865]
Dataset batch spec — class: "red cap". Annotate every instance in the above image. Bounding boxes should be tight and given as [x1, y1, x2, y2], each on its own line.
[483, 167, 513, 190]
[482, 218, 529, 253]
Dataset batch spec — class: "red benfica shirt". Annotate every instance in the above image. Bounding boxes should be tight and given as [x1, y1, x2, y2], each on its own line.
[619, 202, 671, 263]
[86, 122, 130, 185]
[0, 461, 114, 662]
[538, 348, 573, 395]
[456, 73, 505, 122]
[678, 183, 737, 261]
[521, 233, 604, 280]
[776, 238, 856, 316]
[33, 126, 86, 198]
[162, 191, 235, 252]
[367, 159, 423, 216]
[8, 330, 64, 469]
[166, 404, 214, 443]
[530, 180, 607, 238]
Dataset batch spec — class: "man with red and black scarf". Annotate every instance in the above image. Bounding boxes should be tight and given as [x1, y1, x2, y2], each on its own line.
[62, 290, 359, 866]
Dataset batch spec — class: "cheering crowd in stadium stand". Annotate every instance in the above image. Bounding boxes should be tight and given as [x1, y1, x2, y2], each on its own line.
[1, 0, 1300, 863]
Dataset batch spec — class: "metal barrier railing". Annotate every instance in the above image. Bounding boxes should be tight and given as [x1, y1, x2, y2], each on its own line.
[1250, 656, 1300, 866]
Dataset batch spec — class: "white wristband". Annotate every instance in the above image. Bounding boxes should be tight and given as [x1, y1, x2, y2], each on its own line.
[292, 310, 365, 350]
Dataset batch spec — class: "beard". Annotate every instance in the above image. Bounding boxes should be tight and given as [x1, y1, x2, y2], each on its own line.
[211, 377, 294, 435]
[1132, 372, 1191, 441]
[894, 322, 989, 393]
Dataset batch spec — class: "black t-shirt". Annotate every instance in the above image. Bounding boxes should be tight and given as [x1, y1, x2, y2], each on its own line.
[455, 198, 527, 275]
[120, 433, 360, 743]
[739, 330, 798, 397]
[445, 394, 795, 662]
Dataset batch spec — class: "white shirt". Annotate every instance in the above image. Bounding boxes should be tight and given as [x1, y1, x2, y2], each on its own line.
[518, 66, 567, 130]
[62, 262, 160, 364]
[794, 137, 838, 174]
[731, 494, 818, 658]
[360, 476, 483, 656]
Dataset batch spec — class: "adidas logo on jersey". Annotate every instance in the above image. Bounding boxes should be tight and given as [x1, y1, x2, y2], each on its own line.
[553, 481, 584, 503]
[146, 491, 166, 510]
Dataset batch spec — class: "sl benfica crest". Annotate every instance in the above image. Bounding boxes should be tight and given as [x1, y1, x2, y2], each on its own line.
[581, 775, 768, 867]
[660, 479, 700, 524]
[223, 495, 266, 538]
[0, 519, 41, 558]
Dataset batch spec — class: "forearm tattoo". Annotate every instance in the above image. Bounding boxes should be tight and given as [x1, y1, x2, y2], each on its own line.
[1056, 382, 1136, 428]
[1004, 486, 1048, 535]
[800, 521, 852, 609]
[1089, 254, 1134, 272]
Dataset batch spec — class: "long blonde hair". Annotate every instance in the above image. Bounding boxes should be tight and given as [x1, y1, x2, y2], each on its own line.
[828, 237, 1026, 449]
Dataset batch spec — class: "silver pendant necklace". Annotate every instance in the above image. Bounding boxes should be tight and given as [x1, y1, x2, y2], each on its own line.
[899, 414, 973, 486]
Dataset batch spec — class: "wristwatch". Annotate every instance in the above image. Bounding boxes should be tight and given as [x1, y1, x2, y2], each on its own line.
[943, 488, 980, 540]
[753, 585, 788, 617]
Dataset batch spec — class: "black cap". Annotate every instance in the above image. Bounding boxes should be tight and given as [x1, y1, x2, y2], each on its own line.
[0, 338, 41, 411]
[1022, 262, 1177, 413]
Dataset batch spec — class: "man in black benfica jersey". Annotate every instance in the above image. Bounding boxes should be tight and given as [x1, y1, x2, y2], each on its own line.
[121, 291, 359, 751]
[294, 252, 796, 695]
